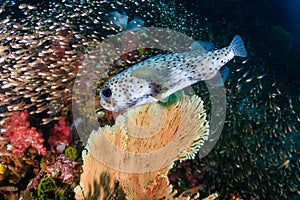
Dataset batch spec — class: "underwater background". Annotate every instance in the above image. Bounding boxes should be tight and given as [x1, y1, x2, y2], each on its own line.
[0, 0, 299, 199]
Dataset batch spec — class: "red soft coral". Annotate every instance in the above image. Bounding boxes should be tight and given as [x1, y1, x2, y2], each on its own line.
[3, 110, 47, 156]
[48, 118, 72, 152]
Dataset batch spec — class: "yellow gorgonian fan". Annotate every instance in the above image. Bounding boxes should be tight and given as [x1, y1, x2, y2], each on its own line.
[75, 94, 209, 200]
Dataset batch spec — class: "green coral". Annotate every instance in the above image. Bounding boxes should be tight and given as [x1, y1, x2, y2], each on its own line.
[56, 187, 72, 200]
[30, 177, 73, 200]
[64, 146, 78, 161]
[37, 177, 57, 200]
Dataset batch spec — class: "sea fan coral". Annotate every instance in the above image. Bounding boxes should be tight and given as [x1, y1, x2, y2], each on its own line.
[75, 94, 209, 199]
[3, 111, 47, 156]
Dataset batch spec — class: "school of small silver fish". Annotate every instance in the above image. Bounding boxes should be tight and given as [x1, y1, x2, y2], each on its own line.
[0, 0, 298, 199]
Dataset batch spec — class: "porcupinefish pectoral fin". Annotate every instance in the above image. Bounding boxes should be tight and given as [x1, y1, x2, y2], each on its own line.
[229, 35, 247, 57]
[174, 89, 184, 99]
[159, 96, 169, 103]
[208, 65, 229, 86]
[130, 67, 170, 97]
[158, 90, 185, 106]
[158, 89, 183, 103]
[190, 41, 207, 52]
[191, 40, 215, 52]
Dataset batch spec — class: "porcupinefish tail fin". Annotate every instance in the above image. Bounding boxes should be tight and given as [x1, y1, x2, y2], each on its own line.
[229, 35, 247, 58]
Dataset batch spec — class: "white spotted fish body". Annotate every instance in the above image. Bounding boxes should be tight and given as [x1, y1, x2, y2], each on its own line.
[100, 35, 247, 111]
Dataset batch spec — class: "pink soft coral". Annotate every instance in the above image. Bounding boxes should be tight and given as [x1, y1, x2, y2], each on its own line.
[45, 154, 78, 184]
[3, 110, 47, 156]
[48, 118, 72, 152]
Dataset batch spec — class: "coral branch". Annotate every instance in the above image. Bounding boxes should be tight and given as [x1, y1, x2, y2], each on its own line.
[48, 118, 72, 152]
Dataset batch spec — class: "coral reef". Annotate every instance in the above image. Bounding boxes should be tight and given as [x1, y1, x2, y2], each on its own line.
[75, 94, 210, 199]
[45, 154, 80, 185]
[24, 152, 81, 199]
[31, 176, 73, 200]
[25, 153, 81, 199]
[0, 1, 298, 199]
[0, 1, 207, 199]
[0, 111, 81, 199]
[0, 136, 40, 199]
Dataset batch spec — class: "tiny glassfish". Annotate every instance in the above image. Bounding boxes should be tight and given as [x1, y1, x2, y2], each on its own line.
[277, 159, 290, 170]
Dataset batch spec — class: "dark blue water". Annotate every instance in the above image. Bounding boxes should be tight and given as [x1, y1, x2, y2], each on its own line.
[183, 0, 300, 83]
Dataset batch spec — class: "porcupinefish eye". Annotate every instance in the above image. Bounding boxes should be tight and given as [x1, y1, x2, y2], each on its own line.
[101, 88, 112, 100]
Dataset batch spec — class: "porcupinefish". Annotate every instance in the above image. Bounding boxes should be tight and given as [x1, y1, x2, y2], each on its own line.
[100, 35, 247, 112]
